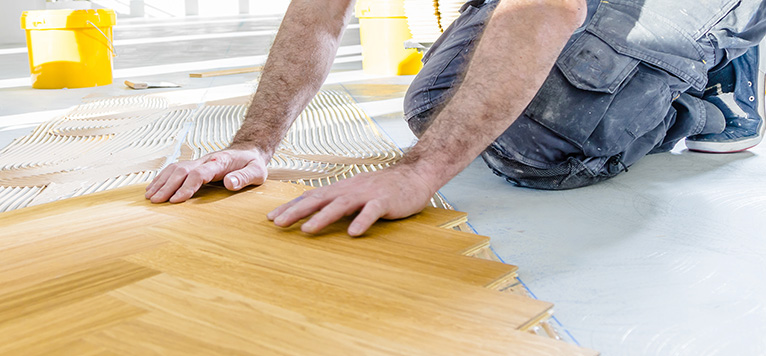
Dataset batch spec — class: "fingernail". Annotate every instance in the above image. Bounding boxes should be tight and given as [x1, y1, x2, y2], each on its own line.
[266, 211, 275, 220]
[302, 222, 315, 232]
[230, 176, 240, 189]
[274, 216, 286, 226]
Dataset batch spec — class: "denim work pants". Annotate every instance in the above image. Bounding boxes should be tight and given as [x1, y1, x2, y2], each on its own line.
[403, 0, 766, 189]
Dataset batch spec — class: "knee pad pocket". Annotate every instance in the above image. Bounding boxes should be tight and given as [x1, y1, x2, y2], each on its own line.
[524, 33, 672, 159]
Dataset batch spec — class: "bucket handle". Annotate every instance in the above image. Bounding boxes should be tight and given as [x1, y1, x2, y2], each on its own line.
[86, 20, 117, 57]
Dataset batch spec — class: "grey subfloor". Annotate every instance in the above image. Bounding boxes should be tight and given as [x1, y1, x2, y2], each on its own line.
[2, 13, 765, 356]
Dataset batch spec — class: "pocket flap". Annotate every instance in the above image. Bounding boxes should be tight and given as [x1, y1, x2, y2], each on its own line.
[556, 32, 640, 94]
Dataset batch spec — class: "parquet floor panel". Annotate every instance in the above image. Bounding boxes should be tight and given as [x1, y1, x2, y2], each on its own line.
[0, 181, 597, 355]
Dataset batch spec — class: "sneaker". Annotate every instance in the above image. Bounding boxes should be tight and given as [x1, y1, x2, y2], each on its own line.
[686, 46, 765, 153]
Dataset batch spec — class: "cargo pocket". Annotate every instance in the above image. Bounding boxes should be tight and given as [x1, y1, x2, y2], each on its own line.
[583, 0, 741, 92]
[557, 32, 640, 94]
[525, 32, 640, 148]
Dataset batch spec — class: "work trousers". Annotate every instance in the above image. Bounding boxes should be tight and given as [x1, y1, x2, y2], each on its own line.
[403, 0, 766, 189]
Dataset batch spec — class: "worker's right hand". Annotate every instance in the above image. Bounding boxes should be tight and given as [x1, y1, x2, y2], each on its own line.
[145, 148, 270, 203]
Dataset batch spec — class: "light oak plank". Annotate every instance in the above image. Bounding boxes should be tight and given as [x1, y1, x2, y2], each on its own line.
[100, 276, 405, 355]
[0, 185, 159, 228]
[149, 219, 515, 288]
[44, 339, 119, 356]
[156, 183, 493, 256]
[0, 296, 146, 356]
[105, 273, 593, 355]
[0, 181, 597, 355]
[87, 317, 264, 356]
[123, 244, 549, 333]
[0, 204, 165, 250]
[168, 182, 469, 230]
[0, 231, 165, 295]
[405, 207, 468, 229]
[0, 260, 158, 324]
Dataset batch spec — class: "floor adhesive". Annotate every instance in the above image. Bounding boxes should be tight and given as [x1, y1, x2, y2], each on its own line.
[0, 90, 404, 212]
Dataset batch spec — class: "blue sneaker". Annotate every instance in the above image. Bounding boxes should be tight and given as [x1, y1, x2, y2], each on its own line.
[686, 46, 765, 153]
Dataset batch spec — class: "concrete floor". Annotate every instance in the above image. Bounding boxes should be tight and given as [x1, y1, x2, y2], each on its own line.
[2, 13, 765, 356]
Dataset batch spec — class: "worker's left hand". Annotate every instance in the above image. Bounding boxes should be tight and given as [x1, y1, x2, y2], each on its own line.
[267, 165, 436, 236]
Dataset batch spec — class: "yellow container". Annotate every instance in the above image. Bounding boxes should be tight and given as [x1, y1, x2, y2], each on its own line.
[355, 0, 423, 76]
[21, 9, 116, 89]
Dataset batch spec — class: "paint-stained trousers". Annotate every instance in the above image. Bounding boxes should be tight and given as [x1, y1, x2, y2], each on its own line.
[403, 0, 766, 189]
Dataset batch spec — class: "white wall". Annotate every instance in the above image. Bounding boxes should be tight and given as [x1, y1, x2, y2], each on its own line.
[46, 0, 93, 10]
[0, 0, 289, 45]
[89, 0, 289, 18]
[0, 0, 47, 45]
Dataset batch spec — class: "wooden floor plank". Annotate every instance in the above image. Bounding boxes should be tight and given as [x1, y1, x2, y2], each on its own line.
[103, 276, 403, 356]
[86, 317, 264, 356]
[149, 219, 516, 288]
[156, 184, 494, 256]
[0, 185, 154, 226]
[0, 260, 158, 324]
[123, 244, 550, 332]
[0, 204, 166, 250]
[105, 274, 592, 355]
[0, 183, 481, 256]
[404, 207, 468, 229]
[44, 339, 120, 356]
[0, 296, 146, 356]
[0, 231, 165, 295]
[0, 181, 598, 355]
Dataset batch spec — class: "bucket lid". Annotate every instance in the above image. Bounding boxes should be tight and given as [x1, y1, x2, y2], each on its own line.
[21, 9, 116, 30]
[355, 0, 405, 18]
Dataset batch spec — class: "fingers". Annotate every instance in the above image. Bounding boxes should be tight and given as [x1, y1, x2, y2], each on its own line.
[301, 197, 363, 234]
[223, 160, 268, 191]
[145, 165, 175, 196]
[145, 149, 270, 204]
[267, 190, 386, 236]
[266, 195, 303, 221]
[348, 200, 386, 236]
[270, 193, 330, 228]
[267, 167, 432, 236]
[168, 159, 225, 203]
[146, 164, 198, 203]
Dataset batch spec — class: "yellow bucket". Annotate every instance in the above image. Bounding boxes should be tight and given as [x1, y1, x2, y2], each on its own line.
[355, 0, 423, 76]
[21, 9, 116, 89]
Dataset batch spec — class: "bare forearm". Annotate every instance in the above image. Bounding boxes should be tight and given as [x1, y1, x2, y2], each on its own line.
[231, 0, 355, 154]
[404, 0, 586, 192]
[147, 1, 354, 204]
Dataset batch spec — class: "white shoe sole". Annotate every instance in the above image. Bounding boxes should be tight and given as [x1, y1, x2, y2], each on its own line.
[686, 66, 766, 153]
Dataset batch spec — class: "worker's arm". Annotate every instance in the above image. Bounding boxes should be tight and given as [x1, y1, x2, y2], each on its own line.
[145, 0, 355, 203]
[268, 0, 587, 236]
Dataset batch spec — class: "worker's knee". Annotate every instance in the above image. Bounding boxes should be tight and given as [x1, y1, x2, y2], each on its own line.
[481, 145, 625, 190]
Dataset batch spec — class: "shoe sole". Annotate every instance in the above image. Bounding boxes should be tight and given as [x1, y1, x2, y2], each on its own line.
[686, 142, 761, 153]
[686, 66, 766, 153]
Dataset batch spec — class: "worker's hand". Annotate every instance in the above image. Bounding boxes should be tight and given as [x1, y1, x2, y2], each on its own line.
[145, 148, 270, 203]
[267, 165, 437, 236]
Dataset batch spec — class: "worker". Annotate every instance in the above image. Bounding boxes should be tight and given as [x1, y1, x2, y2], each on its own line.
[145, 0, 766, 236]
